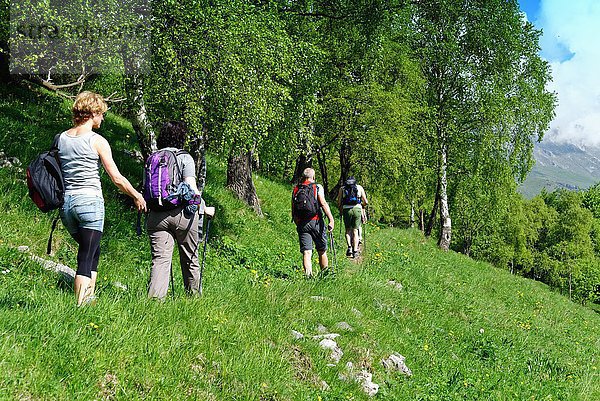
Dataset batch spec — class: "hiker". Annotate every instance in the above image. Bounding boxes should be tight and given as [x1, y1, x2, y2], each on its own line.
[292, 168, 335, 277]
[146, 121, 215, 299]
[337, 176, 368, 258]
[58, 91, 147, 306]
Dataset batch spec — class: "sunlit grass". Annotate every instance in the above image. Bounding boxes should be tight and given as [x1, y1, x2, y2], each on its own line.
[0, 83, 598, 400]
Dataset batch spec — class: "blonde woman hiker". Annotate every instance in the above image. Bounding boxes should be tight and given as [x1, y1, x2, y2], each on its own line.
[58, 91, 147, 306]
[337, 176, 368, 259]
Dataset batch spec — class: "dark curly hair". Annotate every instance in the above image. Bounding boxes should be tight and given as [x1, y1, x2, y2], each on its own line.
[157, 121, 187, 149]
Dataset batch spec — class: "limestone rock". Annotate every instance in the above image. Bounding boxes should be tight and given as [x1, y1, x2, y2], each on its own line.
[335, 321, 353, 331]
[319, 339, 343, 364]
[291, 330, 304, 340]
[381, 353, 412, 376]
[387, 280, 403, 291]
[312, 333, 340, 340]
[340, 361, 379, 397]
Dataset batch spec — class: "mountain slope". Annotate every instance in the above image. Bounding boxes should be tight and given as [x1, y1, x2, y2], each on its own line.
[0, 84, 598, 400]
[520, 140, 600, 198]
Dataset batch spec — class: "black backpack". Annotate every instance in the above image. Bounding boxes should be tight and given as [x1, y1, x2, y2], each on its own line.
[26, 134, 64, 254]
[292, 183, 319, 222]
[26, 134, 64, 213]
[342, 178, 360, 206]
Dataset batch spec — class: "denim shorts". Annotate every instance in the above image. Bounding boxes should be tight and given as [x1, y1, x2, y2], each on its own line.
[60, 193, 105, 235]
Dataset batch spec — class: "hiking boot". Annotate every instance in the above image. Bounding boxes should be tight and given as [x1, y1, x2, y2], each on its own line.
[346, 247, 352, 257]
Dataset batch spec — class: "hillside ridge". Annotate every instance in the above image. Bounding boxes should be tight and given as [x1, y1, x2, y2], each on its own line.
[0, 84, 598, 400]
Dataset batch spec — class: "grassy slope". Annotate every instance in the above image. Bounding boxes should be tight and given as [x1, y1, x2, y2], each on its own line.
[0, 84, 599, 400]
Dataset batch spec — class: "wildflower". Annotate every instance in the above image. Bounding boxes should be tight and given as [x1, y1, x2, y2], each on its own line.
[423, 343, 430, 351]
[479, 328, 484, 334]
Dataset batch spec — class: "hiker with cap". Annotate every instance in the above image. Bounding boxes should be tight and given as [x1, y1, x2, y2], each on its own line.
[144, 121, 215, 299]
[337, 176, 368, 259]
[292, 168, 335, 277]
[57, 91, 147, 306]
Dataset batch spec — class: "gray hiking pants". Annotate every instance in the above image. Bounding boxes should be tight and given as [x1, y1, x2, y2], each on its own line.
[147, 207, 200, 299]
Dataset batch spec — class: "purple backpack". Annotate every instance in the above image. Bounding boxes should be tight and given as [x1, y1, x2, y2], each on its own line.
[143, 149, 187, 211]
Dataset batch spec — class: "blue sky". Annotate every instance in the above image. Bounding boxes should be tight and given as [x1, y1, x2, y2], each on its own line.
[517, 0, 600, 146]
[518, 0, 541, 22]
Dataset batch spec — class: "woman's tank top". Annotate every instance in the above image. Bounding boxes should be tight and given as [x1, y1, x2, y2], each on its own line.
[58, 131, 102, 196]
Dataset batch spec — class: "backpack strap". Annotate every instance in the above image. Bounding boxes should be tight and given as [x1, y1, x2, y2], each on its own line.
[50, 133, 62, 152]
[46, 212, 60, 255]
[170, 149, 188, 180]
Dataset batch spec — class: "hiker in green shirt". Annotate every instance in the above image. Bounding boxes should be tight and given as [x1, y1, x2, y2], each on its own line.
[337, 177, 368, 259]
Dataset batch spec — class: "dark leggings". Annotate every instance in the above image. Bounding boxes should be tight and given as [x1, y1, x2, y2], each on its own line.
[73, 228, 102, 278]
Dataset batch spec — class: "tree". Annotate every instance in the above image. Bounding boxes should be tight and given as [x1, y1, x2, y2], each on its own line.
[411, 0, 555, 250]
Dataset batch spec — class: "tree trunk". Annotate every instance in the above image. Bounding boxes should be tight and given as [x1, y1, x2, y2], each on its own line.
[330, 139, 352, 200]
[316, 149, 329, 195]
[227, 150, 263, 216]
[293, 153, 312, 184]
[410, 201, 415, 228]
[425, 178, 440, 237]
[0, 40, 9, 83]
[123, 73, 156, 161]
[438, 143, 452, 251]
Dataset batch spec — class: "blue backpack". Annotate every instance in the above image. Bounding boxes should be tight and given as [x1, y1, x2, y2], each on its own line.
[342, 178, 361, 206]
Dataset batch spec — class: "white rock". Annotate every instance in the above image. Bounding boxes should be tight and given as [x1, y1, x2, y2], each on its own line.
[351, 308, 363, 318]
[356, 370, 379, 396]
[17, 246, 29, 253]
[335, 321, 353, 331]
[30, 255, 75, 280]
[316, 324, 328, 333]
[381, 353, 412, 376]
[319, 339, 337, 351]
[340, 362, 379, 397]
[290, 330, 304, 340]
[312, 333, 340, 340]
[387, 280, 403, 291]
[319, 339, 343, 364]
[112, 281, 128, 291]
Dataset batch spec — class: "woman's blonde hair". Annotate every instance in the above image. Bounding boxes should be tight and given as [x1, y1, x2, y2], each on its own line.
[72, 91, 108, 126]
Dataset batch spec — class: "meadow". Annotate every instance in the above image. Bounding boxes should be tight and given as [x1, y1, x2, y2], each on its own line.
[0, 84, 598, 400]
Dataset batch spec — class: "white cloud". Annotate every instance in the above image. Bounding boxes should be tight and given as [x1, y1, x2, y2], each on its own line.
[538, 0, 600, 145]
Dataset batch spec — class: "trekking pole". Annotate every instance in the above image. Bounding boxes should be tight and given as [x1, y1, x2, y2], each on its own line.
[170, 265, 175, 298]
[362, 205, 367, 254]
[338, 209, 343, 245]
[199, 217, 212, 296]
[329, 230, 337, 275]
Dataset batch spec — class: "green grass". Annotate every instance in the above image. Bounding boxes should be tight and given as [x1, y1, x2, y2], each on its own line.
[0, 83, 599, 400]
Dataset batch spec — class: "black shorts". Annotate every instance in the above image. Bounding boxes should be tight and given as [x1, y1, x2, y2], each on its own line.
[296, 219, 328, 253]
